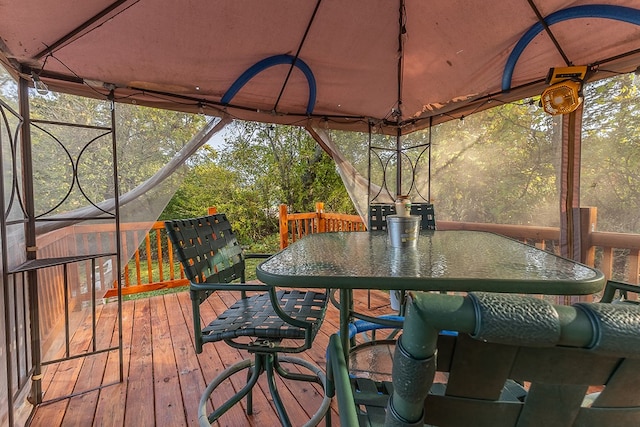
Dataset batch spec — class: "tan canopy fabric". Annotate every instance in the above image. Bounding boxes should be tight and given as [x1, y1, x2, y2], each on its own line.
[2, 1, 640, 134]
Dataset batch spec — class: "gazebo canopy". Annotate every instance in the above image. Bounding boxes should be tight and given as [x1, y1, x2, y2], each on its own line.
[4, 3, 640, 424]
[2, 1, 640, 134]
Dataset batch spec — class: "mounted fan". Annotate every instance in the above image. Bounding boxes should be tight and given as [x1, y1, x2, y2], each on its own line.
[540, 79, 583, 115]
[540, 66, 586, 115]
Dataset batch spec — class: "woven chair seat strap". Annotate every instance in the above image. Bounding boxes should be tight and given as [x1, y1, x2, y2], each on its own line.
[203, 289, 327, 342]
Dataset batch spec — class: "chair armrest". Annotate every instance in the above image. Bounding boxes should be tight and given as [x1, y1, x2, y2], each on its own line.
[326, 334, 361, 427]
[244, 253, 272, 260]
[600, 280, 640, 303]
[191, 281, 270, 292]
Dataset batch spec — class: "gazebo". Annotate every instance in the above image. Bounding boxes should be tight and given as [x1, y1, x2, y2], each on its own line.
[2, 1, 640, 424]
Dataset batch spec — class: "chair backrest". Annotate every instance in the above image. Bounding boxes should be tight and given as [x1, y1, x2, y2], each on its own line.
[368, 203, 436, 231]
[368, 204, 396, 231]
[164, 213, 245, 286]
[403, 292, 640, 427]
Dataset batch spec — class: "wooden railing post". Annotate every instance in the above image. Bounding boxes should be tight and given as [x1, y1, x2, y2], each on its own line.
[629, 250, 640, 285]
[279, 204, 289, 249]
[580, 206, 597, 267]
[316, 202, 325, 233]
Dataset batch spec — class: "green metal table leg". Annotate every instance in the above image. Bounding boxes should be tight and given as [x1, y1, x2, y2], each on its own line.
[339, 288, 352, 367]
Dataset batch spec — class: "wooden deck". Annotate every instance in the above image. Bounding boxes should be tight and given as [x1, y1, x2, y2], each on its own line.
[28, 288, 395, 426]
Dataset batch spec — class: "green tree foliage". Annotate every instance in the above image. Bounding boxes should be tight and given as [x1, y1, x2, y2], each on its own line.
[26, 90, 207, 216]
[327, 103, 563, 226]
[581, 74, 640, 233]
[426, 73, 640, 233]
[221, 121, 354, 213]
[160, 144, 276, 242]
[429, 102, 561, 226]
[162, 120, 355, 243]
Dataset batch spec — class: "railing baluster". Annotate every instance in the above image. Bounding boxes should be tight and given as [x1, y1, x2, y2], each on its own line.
[156, 227, 163, 283]
[132, 231, 141, 285]
[601, 247, 614, 280]
[629, 250, 639, 292]
[145, 231, 152, 284]
[167, 238, 175, 280]
[121, 232, 131, 288]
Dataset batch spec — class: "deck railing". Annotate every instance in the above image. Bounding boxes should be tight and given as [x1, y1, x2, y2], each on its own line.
[29, 203, 639, 359]
[102, 221, 188, 298]
[279, 202, 366, 249]
[34, 204, 640, 304]
[33, 221, 187, 304]
[279, 204, 640, 286]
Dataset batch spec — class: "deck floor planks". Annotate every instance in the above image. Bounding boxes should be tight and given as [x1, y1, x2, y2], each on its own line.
[62, 391, 101, 426]
[92, 297, 134, 427]
[31, 302, 111, 425]
[39, 322, 95, 403]
[149, 294, 188, 427]
[164, 292, 207, 426]
[28, 398, 68, 426]
[28, 288, 397, 427]
[62, 351, 109, 426]
[123, 298, 156, 426]
[63, 294, 119, 425]
[38, 303, 103, 401]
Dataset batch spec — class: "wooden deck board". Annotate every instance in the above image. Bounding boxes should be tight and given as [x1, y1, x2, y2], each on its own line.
[125, 298, 156, 426]
[28, 288, 396, 427]
[151, 295, 187, 427]
[92, 298, 134, 427]
[165, 292, 206, 426]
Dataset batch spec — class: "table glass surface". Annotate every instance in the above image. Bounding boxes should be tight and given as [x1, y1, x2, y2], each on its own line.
[257, 230, 605, 295]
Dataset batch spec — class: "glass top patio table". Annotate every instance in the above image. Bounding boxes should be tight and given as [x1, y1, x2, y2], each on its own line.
[256, 230, 605, 295]
[257, 230, 606, 365]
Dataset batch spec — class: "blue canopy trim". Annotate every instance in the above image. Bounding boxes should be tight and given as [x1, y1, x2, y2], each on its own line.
[221, 54, 317, 115]
[502, 5, 640, 91]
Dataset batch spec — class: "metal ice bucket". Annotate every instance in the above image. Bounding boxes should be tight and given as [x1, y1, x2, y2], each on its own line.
[387, 214, 420, 248]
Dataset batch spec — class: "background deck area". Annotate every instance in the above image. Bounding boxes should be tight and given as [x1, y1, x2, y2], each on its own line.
[28, 288, 395, 426]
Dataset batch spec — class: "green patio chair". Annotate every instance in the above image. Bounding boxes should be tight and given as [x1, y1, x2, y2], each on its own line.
[327, 282, 640, 427]
[165, 213, 331, 427]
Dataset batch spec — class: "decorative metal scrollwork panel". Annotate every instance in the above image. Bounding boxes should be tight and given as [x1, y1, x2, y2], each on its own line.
[0, 98, 26, 222]
[30, 120, 113, 219]
[369, 131, 431, 203]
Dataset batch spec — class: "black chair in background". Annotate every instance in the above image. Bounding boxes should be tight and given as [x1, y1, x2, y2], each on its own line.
[601, 279, 640, 304]
[165, 213, 331, 427]
[368, 202, 436, 231]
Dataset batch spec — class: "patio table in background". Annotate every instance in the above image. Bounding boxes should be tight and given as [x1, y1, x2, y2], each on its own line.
[256, 230, 606, 360]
